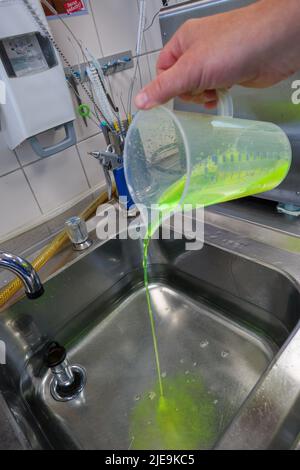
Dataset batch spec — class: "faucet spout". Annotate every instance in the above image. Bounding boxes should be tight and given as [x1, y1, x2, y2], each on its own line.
[0, 252, 44, 300]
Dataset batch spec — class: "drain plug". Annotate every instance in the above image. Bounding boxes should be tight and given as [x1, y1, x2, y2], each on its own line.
[45, 342, 86, 402]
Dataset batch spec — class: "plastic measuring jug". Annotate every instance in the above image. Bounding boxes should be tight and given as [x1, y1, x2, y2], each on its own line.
[124, 93, 291, 211]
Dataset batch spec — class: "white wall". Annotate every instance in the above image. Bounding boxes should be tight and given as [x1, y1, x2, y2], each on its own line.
[0, 0, 180, 241]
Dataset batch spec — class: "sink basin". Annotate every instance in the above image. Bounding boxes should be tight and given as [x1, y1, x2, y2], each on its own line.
[0, 209, 299, 449]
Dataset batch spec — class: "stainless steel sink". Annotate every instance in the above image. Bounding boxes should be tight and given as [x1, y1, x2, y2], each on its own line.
[0, 202, 299, 450]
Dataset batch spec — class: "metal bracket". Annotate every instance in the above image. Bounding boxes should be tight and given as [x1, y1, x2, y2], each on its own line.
[89, 146, 123, 200]
[64, 50, 133, 81]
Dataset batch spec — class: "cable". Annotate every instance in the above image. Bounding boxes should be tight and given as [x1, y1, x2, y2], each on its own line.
[136, 0, 147, 57]
[41, 0, 119, 123]
[127, 0, 147, 117]
[42, 0, 118, 128]
[144, 9, 160, 32]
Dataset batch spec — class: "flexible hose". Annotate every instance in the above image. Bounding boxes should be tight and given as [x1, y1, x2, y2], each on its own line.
[0, 187, 115, 309]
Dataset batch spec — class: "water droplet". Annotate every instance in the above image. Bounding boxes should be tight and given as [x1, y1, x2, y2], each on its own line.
[221, 350, 229, 358]
[161, 372, 167, 378]
[134, 395, 141, 401]
[200, 340, 209, 348]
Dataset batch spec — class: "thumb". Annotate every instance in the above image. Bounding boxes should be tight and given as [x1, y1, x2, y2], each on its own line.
[135, 56, 193, 109]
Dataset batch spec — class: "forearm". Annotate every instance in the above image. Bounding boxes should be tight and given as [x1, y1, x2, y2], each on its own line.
[251, 0, 300, 81]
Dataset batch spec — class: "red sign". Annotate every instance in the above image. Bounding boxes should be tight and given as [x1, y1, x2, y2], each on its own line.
[64, 0, 85, 15]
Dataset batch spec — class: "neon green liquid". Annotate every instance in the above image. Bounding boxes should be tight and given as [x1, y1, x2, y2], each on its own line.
[130, 374, 217, 450]
[159, 152, 290, 209]
[131, 151, 289, 450]
[143, 235, 164, 398]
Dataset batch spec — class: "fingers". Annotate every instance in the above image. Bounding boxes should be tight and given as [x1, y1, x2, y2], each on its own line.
[156, 43, 180, 75]
[156, 28, 183, 74]
[135, 56, 192, 109]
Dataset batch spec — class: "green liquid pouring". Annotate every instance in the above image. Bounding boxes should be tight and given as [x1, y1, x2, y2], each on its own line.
[143, 235, 164, 398]
[131, 215, 218, 450]
[131, 151, 290, 450]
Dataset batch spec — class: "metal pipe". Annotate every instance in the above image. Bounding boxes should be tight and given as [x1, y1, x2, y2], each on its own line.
[0, 252, 44, 299]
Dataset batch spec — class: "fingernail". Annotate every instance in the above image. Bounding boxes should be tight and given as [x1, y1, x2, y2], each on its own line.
[135, 91, 149, 109]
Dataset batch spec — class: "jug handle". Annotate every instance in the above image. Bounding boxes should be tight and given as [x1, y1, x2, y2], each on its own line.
[217, 89, 234, 117]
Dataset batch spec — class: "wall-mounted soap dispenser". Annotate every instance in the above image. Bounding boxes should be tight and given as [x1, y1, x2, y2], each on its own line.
[0, 0, 76, 158]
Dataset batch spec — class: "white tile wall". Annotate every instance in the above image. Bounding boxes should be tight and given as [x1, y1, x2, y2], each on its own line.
[0, 0, 177, 240]
[0, 170, 41, 237]
[23, 147, 89, 213]
[143, 0, 181, 53]
[77, 133, 107, 188]
[90, 0, 140, 57]
[48, 6, 103, 66]
[0, 136, 20, 177]
[143, 0, 164, 53]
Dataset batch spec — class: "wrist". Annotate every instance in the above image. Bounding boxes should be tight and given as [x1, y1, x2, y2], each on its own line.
[248, 0, 300, 77]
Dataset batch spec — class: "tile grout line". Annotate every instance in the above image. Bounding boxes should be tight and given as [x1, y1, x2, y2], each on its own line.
[0, 166, 22, 180]
[14, 150, 44, 216]
[75, 144, 92, 190]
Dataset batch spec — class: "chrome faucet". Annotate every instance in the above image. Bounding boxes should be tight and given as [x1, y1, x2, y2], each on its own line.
[0, 251, 44, 299]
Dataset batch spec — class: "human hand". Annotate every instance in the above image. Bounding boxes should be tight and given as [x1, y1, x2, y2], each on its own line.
[135, 0, 300, 110]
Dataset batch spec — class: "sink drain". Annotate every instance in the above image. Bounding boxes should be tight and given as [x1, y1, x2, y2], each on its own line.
[50, 365, 87, 402]
[44, 342, 87, 402]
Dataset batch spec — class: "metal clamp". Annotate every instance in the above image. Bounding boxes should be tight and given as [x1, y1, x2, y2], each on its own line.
[89, 145, 123, 200]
